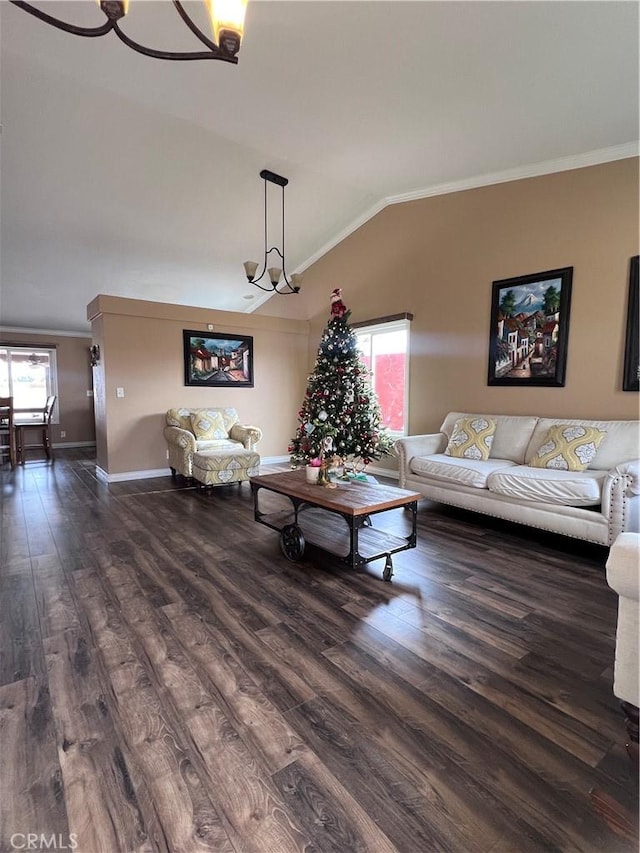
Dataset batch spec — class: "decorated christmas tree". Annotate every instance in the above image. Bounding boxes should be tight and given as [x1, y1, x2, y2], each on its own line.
[288, 290, 394, 468]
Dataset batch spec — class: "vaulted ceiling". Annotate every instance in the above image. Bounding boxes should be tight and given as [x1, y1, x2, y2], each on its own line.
[1, 1, 638, 333]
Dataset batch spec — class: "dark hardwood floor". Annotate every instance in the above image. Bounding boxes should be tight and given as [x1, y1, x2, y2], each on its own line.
[1, 449, 637, 853]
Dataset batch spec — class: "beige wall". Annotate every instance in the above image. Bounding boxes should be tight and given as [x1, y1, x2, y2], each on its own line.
[258, 158, 640, 438]
[0, 330, 96, 446]
[87, 296, 309, 476]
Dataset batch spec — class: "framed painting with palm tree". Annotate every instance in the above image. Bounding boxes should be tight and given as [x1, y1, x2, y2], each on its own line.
[487, 267, 573, 387]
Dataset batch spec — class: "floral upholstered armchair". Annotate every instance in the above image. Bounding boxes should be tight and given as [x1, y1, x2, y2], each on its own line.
[164, 407, 262, 479]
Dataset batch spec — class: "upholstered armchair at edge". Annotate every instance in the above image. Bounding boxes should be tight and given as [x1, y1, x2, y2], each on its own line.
[589, 531, 639, 842]
[163, 407, 262, 480]
[606, 532, 640, 765]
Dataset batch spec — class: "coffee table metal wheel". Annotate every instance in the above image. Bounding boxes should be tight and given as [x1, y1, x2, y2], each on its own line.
[382, 554, 394, 582]
[280, 524, 305, 562]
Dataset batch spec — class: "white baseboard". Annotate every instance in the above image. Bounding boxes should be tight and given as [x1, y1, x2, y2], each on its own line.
[365, 464, 399, 480]
[52, 441, 96, 449]
[260, 455, 291, 465]
[96, 455, 358, 483]
[96, 458, 291, 484]
[258, 457, 398, 477]
[96, 466, 173, 483]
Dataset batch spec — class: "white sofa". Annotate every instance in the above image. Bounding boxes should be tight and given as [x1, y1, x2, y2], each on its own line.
[396, 412, 640, 545]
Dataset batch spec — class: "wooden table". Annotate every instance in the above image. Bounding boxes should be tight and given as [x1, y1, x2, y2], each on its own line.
[250, 469, 421, 581]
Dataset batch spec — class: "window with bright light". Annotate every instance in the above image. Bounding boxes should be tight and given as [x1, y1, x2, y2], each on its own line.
[0, 346, 59, 422]
[355, 318, 410, 436]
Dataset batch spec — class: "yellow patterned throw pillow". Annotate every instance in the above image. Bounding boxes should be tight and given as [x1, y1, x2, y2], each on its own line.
[190, 410, 228, 441]
[445, 417, 496, 461]
[529, 424, 606, 471]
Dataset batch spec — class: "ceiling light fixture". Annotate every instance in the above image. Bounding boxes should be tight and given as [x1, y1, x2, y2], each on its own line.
[244, 170, 302, 295]
[8, 0, 248, 62]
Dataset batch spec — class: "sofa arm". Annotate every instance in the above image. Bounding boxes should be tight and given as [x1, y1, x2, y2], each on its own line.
[163, 425, 197, 452]
[229, 423, 262, 450]
[617, 460, 640, 495]
[163, 425, 197, 478]
[395, 433, 447, 487]
[602, 460, 640, 543]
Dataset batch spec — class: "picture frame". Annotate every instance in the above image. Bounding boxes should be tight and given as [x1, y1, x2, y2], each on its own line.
[183, 330, 254, 387]
[487, 267, 573, 387]
[622, 255, 639, 392]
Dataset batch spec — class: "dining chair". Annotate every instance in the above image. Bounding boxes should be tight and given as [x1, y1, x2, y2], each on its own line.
[14, 394, 57, 464]
[0, 396, 16, 469]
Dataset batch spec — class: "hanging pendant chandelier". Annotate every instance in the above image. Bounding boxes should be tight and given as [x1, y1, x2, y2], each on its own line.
[243, 170, 302, 295]
[8, 0, 248, 62]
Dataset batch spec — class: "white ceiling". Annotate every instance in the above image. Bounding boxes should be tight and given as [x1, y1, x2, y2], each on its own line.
[1, 0, 638, 333]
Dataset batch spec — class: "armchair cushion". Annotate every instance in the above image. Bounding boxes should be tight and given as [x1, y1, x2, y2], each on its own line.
[190, 410, 230, 441]
[197, 439, 241, 450]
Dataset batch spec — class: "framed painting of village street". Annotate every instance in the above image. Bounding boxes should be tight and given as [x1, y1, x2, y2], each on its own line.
[183, 330, 254, 387]
[487, 267, 573, 387]
[622, 255, 639, 392]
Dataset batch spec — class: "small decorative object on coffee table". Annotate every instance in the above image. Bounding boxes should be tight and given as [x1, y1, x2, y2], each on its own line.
[305, 460, 321, 483]
[315, 435, 337, 488]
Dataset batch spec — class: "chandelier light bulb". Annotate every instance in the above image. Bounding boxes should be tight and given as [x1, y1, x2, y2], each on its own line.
[243, 261, 259, 281]
[206, 0, 247, 57]
[268, 267, 282, 286]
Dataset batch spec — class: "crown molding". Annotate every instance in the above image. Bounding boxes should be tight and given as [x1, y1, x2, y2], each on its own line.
[296, 199, 388, 276]
[271, 142, 639, 301]
[385, 141, 639, 206]
[0, 325, 91, 338]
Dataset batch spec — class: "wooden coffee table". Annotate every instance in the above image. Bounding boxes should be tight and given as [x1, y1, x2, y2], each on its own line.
[250, 469, 421, 581]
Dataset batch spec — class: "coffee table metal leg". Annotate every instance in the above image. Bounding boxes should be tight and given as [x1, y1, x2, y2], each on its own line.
[346, 514, 368, 570]
[407, 501, 418, 546]
[280, 524, 305, 562]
